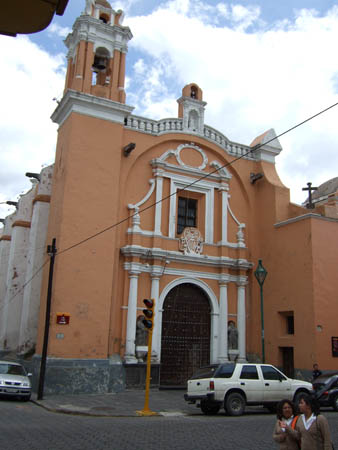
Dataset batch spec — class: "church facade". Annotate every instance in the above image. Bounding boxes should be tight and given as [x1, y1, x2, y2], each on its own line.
[0, 0, 337, 393]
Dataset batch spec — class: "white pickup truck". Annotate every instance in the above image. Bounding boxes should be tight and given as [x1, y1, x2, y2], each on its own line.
[184, 362, 312, 415]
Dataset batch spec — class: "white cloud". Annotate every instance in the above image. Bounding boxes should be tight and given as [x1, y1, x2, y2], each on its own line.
[125, 1, 338, 203]
[47, 23, 72, 37]
[133, 58, 146, 75]
[230, 4, 261, 30]
[0, 35, 65, 218]
[110, 0, 141, 16]
[2, 0, 338, 227]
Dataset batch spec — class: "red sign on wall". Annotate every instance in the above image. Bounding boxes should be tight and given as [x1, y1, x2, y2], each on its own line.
[56, 313, 70, 325]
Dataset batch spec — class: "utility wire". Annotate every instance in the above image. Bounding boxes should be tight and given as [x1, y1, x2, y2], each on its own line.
[0, 258, 49, 315]
[1, 100, 337, 312]
[57, 99, 338, 257]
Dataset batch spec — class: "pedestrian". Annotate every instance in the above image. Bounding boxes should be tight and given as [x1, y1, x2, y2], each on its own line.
[296, 393, 333, 450]
[273, 399, 300, 450]
[312, 364, 322, 380]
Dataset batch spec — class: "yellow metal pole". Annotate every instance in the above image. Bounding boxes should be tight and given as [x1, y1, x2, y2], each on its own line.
[143, 329, 153, 412]
[136, 301, 158, 416]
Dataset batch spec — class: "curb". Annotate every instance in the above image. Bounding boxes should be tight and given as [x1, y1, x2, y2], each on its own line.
[31, 399, 190, 418]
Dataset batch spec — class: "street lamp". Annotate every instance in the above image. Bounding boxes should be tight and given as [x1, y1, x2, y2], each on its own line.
[254, 259, 267, 363]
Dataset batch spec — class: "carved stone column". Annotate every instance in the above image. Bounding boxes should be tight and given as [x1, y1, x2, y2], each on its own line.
[217, 280, 229, 362]
[237, 280, 247, 362]
[124, 270, 140, 363]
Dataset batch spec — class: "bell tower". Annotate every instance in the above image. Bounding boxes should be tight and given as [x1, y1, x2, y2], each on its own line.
[177, 83, 207, 134]
[37, 2, 134, 372]
[64, 0, 132, 103]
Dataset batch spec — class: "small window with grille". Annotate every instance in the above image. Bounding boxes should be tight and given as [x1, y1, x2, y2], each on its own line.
[177, 197, 197, 234]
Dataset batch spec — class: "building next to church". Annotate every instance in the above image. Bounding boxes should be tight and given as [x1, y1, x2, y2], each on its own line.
[0, 0, 337, 394]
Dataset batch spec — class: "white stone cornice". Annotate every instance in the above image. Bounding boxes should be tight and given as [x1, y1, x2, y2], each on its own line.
[51, 89, 134, 127]
[65, 15, 133, 59]
[236, 277, 248, 286]
[121, 245, 253, 271]
[123, 261, 142, 274]
[218, 183, 230, 192]
[162, 167, 221, 186]
[128, 270, 141, 277]
[150, 272, 162, 279]
[250, 128, 282, 163]
[152, 167, 165, 178]
[218, 275, 230, 285]
[177, 96, 207, 107]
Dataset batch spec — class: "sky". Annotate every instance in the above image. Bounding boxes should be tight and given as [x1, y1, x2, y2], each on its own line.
[1, 0, 338, 221]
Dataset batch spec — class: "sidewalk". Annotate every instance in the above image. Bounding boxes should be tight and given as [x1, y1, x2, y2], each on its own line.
[31, 389, 199, 417]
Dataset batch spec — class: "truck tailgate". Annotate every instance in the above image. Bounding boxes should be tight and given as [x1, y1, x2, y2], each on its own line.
[187, 378, 211, 396]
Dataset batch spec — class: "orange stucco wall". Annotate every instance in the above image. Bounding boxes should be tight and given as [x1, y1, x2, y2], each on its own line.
[36, 103, 338, 373]
[312, 219, 338, 369]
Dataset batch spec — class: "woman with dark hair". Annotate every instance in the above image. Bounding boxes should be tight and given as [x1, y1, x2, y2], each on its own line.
[296, 393, 333, 450]
[273, 399, 300, 450]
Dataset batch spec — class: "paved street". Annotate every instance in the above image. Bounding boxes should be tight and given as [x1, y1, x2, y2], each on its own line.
[0, 398, 337, 450]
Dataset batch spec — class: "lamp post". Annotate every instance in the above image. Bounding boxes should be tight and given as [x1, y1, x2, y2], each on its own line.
[254, 259, 267, 363]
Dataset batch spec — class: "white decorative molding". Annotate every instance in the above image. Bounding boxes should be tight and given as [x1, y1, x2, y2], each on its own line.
[179, 227, 203, 255]
[125, 115, 256, 161]
[121, 246, 253, 273]
[158, 143, 208, 170]
[210, 161, 232, 180]
[51, 89, 134, 127]
[236, 224, 245, 247]
[127, 179, 155, 233]
[65, 15, 132, 60]
[250, 128, 282, 163]
[151, 145, 232, 183]
[228, 202, 246, 248]
[168, 174, 214, 243]
[154, 174, 163, 236]
[177, 95, 207, 134]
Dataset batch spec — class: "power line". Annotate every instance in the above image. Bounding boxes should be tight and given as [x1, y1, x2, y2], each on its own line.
[1, 99, 338, 310]
[57, 99, 338, 257]
[0, 259, 49, 315]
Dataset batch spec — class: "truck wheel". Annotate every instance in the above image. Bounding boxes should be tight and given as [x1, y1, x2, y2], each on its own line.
[225, 392, 245, 416]
[332, 394, 338, 412]
[200, 400, 220, 415]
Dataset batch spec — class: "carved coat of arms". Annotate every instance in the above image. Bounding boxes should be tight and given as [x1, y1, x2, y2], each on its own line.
[179, 227, 203, 255]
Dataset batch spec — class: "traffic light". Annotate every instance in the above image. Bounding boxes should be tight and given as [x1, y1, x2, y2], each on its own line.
[142, 298, 155, 330]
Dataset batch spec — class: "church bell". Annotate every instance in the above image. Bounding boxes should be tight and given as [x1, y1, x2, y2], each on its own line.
[92, 56, 107, 72]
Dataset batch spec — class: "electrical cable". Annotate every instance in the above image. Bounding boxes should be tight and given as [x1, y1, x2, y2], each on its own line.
[0, 258, 49, 315]
[1, 99, 338, 313]
[56, 99, 338, 257]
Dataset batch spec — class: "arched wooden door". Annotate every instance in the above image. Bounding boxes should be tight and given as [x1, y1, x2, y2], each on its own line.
[160, 283, 211, 387]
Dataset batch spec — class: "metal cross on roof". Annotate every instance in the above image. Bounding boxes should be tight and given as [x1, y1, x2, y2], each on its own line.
[302, 182, 318, 209]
